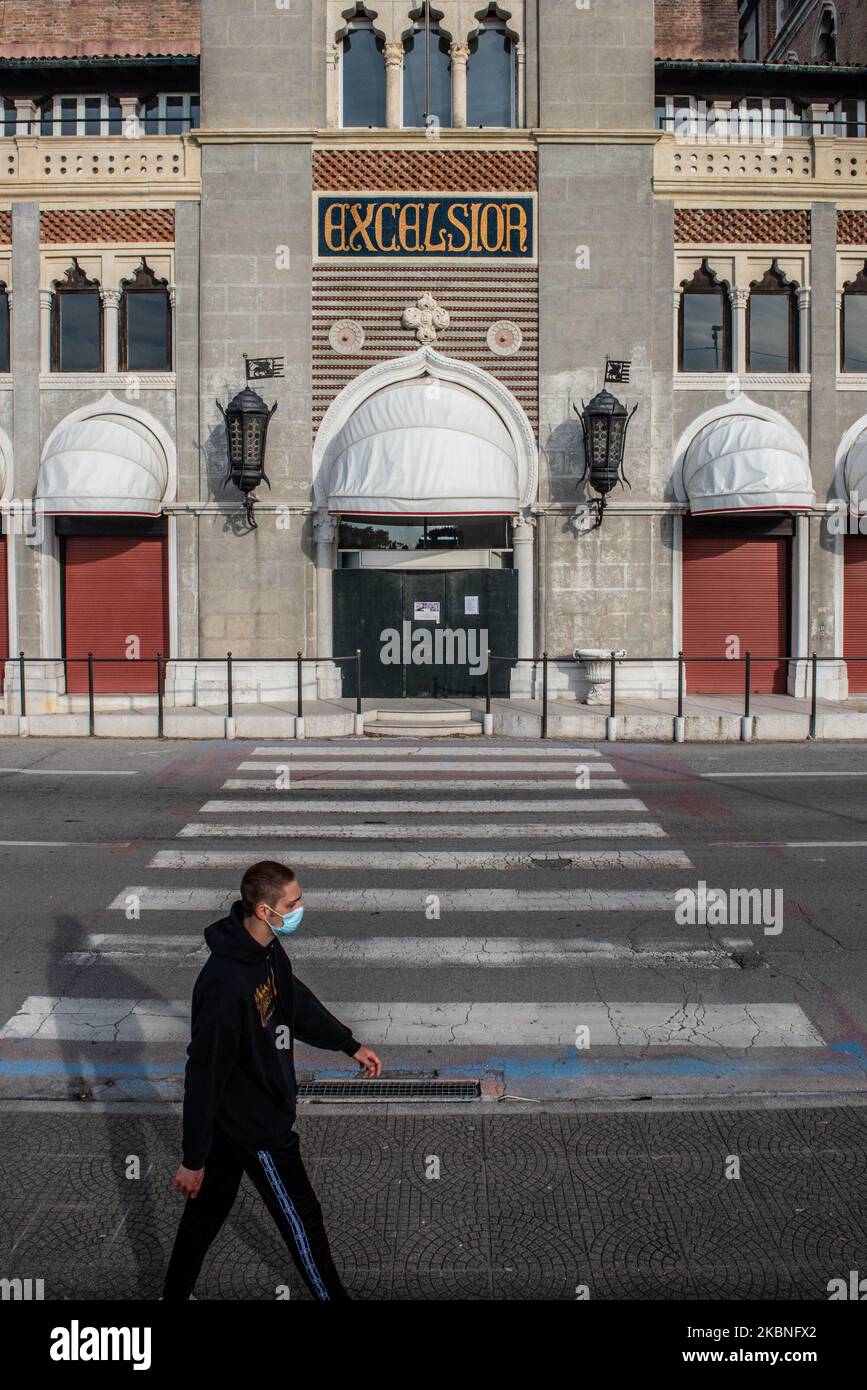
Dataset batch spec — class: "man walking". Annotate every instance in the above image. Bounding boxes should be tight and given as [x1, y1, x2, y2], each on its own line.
[162, 859, 381, 1301]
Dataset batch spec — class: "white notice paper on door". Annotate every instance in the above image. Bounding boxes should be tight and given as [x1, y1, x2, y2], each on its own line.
[414, 601, 440, 621]
[464, 596, 480, 615]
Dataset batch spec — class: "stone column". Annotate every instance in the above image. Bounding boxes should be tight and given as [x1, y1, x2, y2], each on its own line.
[788, 512, 811, 696]
[797, 286, 811, 372]
[325, 43, 341, 128]
[39, 289, 53, 374]
[672, 288, 682, 370]
[314, 510, 341, 697]
[730, 285, 749, 376]
[450, 42, 470, 128]
[835, 289, 844, 372]
[384, 42, 404, 130]
[515, 42, 526, 127]
[13, 98, 37, 135]
[101, 288, 121, 373]
[168, 285, 177, 372]
[511, 512, 536, 696]
[118, 96, 141, 138]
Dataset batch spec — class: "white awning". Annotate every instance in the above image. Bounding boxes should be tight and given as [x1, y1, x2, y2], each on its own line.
[679, 409, 813, 515]
[323, 379, 520, 515]
[37, 412, 169, 516]
[843, 427, 867, 513]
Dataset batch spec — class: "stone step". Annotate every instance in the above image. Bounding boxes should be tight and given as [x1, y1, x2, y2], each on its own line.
[366, 707, 475, 726]
[364, 721, 483, 737]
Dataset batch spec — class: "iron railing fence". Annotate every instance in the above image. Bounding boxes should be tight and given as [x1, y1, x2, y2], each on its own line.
[2, 649, 860, 739]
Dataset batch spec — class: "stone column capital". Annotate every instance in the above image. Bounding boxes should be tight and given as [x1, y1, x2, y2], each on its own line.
[511, 512, 536, 538]
[384, 41, 404, 68]
[796, 286, 811, 308]
[39, 289, 54, 309]
[730, 285, 750, 309]
[100, 288, 122, 308]
[313, 510, 338, 546]
[449, 41, 471, 63]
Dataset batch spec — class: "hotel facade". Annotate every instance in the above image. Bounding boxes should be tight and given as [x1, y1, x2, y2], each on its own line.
[1, 0, 867, 710]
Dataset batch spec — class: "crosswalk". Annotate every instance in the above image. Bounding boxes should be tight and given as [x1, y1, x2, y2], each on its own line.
[0, 739, 830, 1094]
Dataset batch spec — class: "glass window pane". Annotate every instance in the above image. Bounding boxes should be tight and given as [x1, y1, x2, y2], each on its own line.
[108, 98, 122, 135]
[342, 29, 386, 127]
[749, 295, 792, 372]
[59, 292, 101, 371]
[126, 292, 170, 371]
[190, 96, 201, 129]
[844, 295, 867, 373]
[403, 29, 451, 128]
[165, 95, 184, 134]
[84, 98, 101, 136]
[143, 97, 159, 135]
[40, 104, 54, 135]
[60, 98, 78, 136]
[681, 292, 728, 371]
[0, 296, 9, 372]
[467, 28, 513, 127]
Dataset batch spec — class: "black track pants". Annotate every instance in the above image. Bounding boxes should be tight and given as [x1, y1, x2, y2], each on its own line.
[162, 1130, 351, 1301]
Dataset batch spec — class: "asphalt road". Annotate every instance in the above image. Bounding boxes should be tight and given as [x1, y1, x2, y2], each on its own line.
[0, 735, 866, 1104]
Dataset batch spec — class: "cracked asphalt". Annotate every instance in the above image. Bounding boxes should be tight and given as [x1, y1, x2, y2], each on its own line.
[0, 736, 866, 1300]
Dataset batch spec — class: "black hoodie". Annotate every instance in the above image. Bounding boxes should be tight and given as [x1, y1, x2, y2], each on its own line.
[181, 900, 362, 1169]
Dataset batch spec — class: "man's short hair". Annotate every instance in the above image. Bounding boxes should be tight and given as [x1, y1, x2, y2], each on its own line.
[240, 860, 296, 915]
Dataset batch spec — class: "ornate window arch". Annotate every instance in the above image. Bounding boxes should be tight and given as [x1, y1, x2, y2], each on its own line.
[402, 3, 453, 129]
[842, 262, 867, 374]
[338, 4, 387, 127]
[51, 258, 103, 373]
[467, 4, 517, 128]
[120, 258, 172, 372]
[814, 4, 837, 62]
[747, 260, 800, 373]
[678, 260, 732, 373]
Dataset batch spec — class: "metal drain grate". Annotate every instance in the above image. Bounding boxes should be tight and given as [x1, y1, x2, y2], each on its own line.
[297, 1078, 481, 1103]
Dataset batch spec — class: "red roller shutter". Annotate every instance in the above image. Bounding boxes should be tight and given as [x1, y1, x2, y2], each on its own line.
[62, 531, 169, 693]
[844, 536, 867, 693]
[0, 533, 7, 661]
[682, 534, 789, 693]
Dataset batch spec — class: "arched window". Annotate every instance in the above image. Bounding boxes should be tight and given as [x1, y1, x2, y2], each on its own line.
[120, 259, 172, 372]
[0, 280, 8, 375]
[52, 259, 102, 372]
[842, 263, 867, 374]
[341, 9, 386, 127]
[747, 261, 799, 373]
[678, 260, 732, 373]
[403, 5, 452, 129]
[815, 5, 837, 62]
[467, 11, 515, 128]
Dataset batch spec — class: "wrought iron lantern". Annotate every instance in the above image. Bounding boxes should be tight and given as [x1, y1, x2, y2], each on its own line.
[216, 385, 277, 528]
[573, 375, 638, 529]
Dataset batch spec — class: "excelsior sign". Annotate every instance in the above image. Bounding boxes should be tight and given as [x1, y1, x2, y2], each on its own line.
[316, 194, 534, 260]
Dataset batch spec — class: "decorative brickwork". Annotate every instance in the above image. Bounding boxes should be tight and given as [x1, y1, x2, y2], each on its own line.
[40, 209, 175, 244]
[312, 265, 538, 437]
[838, 210, 867, 245]
[313, 149, 537, 192]
[674, 208, 811, 244]
[0, 212, 11, 244]
[0, 1, 199, 58]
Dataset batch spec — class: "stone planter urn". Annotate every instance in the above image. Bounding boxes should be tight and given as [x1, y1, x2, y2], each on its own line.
[572, 648, 626, 704]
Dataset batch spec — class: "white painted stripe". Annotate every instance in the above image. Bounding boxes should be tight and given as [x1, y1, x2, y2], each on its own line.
[0, 996, 823, 1047]
[702, 771, 867, 779]
[108, 886, 678, 912]
[62, 934, 735, 969]
[249, 746, 604, 758]
[221, 777, 629, 791]
[179, 811, 661, 834]
[235, 760, 610, 773]
[0, 767, 138, 776]
[0, 839, 133, 848]
[198, 799, 650, 817]
[150, 847, 693, 871]
[713, 840, 867, 849]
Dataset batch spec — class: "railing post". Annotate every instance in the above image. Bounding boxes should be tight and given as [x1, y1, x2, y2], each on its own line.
[296, 651, 303, 720]
[541, 650, 548, 740]
[156, 654, 164, 737]
[609, 650, 617, 719]
[809, 650, 818, 739]
[744, 651, 751, 720]
[485, 650, 492, 717]
[18, 650, 25, 719]
[226, 651, 233, 720]
[87, 651, 95, 736]
[355, 648, 362, 716]
[677, 650, 684, 719]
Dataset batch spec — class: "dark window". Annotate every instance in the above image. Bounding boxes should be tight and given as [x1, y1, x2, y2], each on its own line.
[108, 97, 123, 135]
[842, 264, 867, 373]
[0, 284, 9, 372]
[190, 95, 201, 129]
[83, 97, 101, 135]
[816, 6, 837, 62]
[143, 97, 159, 135]
[164, 95, 185, 135]
[120, 260, 171, 372]
[467, 20, 514, 127]
[39, 101, 53, 135]
[404, 13, 452, 128]
[338, 515, 512, 551]
[2, 99, 17, 137]
[679, 260, 732, 372]
[59, 98, 78, 136]
[342, 22, 387, 127]
[739, 1, 761, 61]
[52, 260, 103, 372]
[747, 261, 799, 372]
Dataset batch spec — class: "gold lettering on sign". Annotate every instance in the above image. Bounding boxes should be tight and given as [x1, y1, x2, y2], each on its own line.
[323, 202, 346, 252]
[422, 201, 448, 252]
[374, 201, 399, 253]
[481, 203, 505, 253]
[505, 202, 528, 254]
[347, 201, 377, 252]
[398, 202, 424, 252]
[446, 202, 471, 253]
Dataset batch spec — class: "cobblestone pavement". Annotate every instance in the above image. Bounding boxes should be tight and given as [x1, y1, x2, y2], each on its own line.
[2, 1103, 866, 1301]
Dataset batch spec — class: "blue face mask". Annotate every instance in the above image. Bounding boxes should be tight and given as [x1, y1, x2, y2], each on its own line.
[267, 904, 304, 936]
